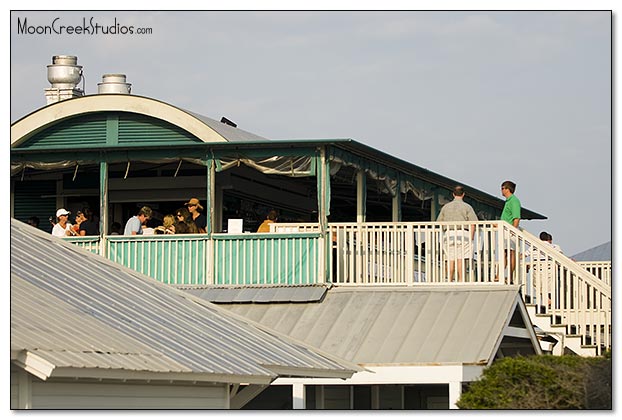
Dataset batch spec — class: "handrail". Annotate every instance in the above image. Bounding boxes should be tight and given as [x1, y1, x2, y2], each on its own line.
[577, 261, 611, 286]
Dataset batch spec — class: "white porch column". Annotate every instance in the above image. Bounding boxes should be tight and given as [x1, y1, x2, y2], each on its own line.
[292, 383, 306, 409]
[449, 381, 462, 409]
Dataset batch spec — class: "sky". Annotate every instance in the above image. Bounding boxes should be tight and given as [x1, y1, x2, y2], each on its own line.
[7, 8, 613, 257]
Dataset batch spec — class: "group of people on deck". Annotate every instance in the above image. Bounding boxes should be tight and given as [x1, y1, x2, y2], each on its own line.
[46, 197, 208, 237]
[437, 180, 522, 282]
[48, 207, 99, 237]
[436, 180, 561, 283]
[123, 197, 207, 235]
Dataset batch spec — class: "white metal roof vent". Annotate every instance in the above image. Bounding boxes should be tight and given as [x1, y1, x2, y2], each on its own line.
[45, 55, 84, 104]
[97, 74, 131, 94]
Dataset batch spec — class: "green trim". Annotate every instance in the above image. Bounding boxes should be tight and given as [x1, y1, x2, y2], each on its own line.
[206, 159, 213, 236]
[106, 115, 119, 146]
[16, 114, 107, 149]
[117, 112, 203, 146]
[99, 161, 108, 243]
[212, 232, 321, 240]
[212, 147, 318, 160]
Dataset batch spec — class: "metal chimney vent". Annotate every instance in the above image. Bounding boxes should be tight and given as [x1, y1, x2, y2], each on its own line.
[98, 74, 131, 94]
[44, 55, 84, 104]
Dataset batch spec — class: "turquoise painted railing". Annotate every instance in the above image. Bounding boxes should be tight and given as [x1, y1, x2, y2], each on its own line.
[65, 232, 324, 286]
[106, 235, 209, 285]
[212, 233, 322, 285]
[62, 236, 101, 254]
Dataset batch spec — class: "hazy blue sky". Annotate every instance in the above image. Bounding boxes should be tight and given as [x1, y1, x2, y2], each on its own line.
[9, 9, 613, 256]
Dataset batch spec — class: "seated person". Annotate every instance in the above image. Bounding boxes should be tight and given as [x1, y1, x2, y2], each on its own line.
[257, 210, 278, 233]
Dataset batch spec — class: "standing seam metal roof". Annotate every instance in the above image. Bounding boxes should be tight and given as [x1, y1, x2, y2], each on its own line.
[10, 219, 357, 382]
[215, 285, 529, 365]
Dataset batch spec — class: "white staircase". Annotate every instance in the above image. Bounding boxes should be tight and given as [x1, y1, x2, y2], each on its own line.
[526, 304, 599, 357]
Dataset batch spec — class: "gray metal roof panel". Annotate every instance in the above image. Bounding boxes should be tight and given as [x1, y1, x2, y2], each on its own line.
[217, 285, 525, 365]
[184, 110, 267, 142]
[177, 285, 328, 303]
[571, 241, 611, 261]
[10, 219, 356, 381]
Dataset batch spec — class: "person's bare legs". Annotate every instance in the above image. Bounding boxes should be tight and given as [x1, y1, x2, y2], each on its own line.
[448, 260, 456, 281]
[456, 259, 464, 282]
[509, 250, 516, 284]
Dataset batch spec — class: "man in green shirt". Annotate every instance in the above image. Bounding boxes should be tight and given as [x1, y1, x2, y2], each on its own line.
[500, 180, 521, 282]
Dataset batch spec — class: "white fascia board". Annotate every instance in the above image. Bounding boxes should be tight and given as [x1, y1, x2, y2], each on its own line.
[273, 364, 486, 386]
[50, 367, 275, 385]
[260, 365, 356, 380]
[12, 351, 56, 381]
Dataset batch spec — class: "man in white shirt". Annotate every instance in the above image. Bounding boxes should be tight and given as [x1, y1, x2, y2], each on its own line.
[51, 208, 75, 237]
[124, 206, 153, 235]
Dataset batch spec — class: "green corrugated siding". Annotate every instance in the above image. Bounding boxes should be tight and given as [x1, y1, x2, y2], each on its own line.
[15, 112, 202, 150]
[17, 115, 108, 149]
[118, 114, 202, 145]
[12, 180, 57, 233]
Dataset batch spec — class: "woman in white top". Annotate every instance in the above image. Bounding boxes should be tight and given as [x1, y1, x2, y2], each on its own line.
[51, 208, 76, 237]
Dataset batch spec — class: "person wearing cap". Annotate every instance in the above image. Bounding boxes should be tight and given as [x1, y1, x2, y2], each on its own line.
[52, 208, 76, 237]
[185, 197, 206, 233]
[124, 206, 153, 235]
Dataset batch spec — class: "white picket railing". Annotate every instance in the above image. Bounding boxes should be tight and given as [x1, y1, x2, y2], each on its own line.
[272, 221, 612, 354]
[577, 261, 611, 286]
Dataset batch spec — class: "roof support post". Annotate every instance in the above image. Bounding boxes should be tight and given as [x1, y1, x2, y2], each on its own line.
[99, 161, 108, 257]
[17, 369, 32, 409]
[205, 158, 215, 285]
[356, 170, 366, 224]
[318, 148, 329, 284]
[392, 181, 401, 222]
[449, 381, 462, 409]
[292, 383, 306, 409]
[205, 158, 215, 236]
[431, 188, 439, 221]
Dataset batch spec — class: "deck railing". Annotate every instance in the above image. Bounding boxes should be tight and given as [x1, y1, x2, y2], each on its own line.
[212, 232, 323, 285]
[577, 261, 611, 286]
[65, 232, 323, 286]
[64, 220, 611, 354]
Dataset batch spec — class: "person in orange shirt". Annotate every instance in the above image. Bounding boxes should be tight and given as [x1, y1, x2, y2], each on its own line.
[257, 210, 278, 233]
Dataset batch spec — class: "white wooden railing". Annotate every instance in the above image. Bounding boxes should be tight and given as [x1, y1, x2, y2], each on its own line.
[577, 261, 611, 286]
[272, 221, 612, 354]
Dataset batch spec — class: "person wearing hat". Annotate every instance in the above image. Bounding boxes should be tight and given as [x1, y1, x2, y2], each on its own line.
[184, 197, 206, 233]
[52, 208, 76, 237]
